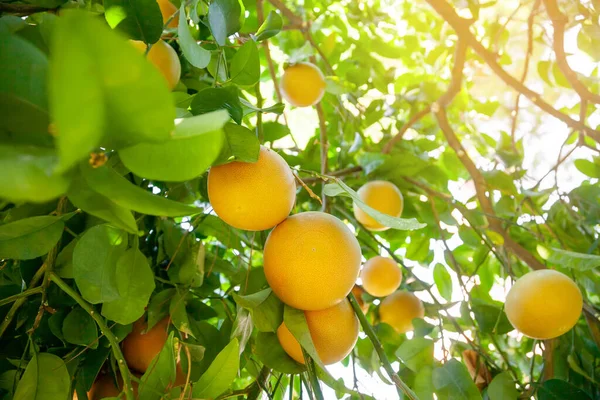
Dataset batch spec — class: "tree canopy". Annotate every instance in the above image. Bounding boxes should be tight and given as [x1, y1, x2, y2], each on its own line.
[1, 0, 600, 399]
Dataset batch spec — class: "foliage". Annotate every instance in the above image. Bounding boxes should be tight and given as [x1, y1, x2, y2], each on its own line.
[1, 0, 600, 399]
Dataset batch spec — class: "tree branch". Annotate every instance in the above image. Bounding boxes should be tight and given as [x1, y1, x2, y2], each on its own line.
[423, 0, 600, 142]
[0, 2, 57, 16]
[543, 0, 600, 104]
[266, 0, 304, 27]
[382, 106, 431, 154]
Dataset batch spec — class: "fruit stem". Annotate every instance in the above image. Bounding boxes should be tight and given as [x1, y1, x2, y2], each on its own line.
[49, 273, 135, 400]
[302, 348, 324, 400]
[348, 292, 421, 400]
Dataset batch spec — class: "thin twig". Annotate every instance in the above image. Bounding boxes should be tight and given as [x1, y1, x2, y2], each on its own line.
[382, 106, 432, 154]
[0, 287, 44, 308]
[266, 0, 304, 27]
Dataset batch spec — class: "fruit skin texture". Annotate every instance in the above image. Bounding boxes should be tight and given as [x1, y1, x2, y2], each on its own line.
[277, 300, 359, 365]
[131, 40, 181, 90]
[281, 62, 326, 107]
[264, 212, 362, 311]
[208, 146, 296, 231]
[353, 181, 403, 231]
[157, 0, 179, 28]
[360, 256, 402, 297]
[505, 269, 582, 340]
[379, 291, 424, 333]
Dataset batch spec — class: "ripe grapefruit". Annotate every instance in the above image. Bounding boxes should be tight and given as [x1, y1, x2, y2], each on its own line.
[360, 256, 402, 297]
[264, 212, 361, 310]
[131, 39, 181, 90]
[353, 181, 403, 231]
[281, 62, 326, 107]
[277, 300, 359, 365]
[157, 0, 178, 28]
[208, 146, 296, 231]
[505, 269, 582, 339]
[379, 291, 424, 333]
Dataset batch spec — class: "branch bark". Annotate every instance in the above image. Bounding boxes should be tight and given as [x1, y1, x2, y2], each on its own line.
[543, 0, 600, 104]
[423, 0, 600, 142]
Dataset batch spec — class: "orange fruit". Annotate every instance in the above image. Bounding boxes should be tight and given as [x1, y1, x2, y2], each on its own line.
[264, 212, 361, 310]
[351, 285, 369, 313]
[353, 181, 403, 231]
[122, 317, 169, 373]
[208, 145, 296, 231]
[86, 373, 138, 400]
[360, 256, 402, 297]
[505, 269, 582, 339]
[277, 300, 359, 365]
[131, 39, 181, 90]
[379, 291, 424, 333]
[281, 62, 326, 107]
[157, 0, 179, 28]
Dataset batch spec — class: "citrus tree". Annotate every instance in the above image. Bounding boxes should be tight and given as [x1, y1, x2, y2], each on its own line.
[1, 0, 600, 399]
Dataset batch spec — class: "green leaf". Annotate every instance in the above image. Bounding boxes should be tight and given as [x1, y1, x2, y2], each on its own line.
[190, 86, 243, 124]
[230, 40, 259, 86]
[233, 288, 272, 309]
[0, 145, 70, 204]
[13, 353, 70, 400]
[0, 33, 50, 136]
[49, 10, 175, 173]
[240, 98, 285, 115]
[147, 289, 175, 330]
[433, 263, 453, 302]
[324, 180, 426, 230]
[538, 379, 592, 400]
[546, 248, 600, 271]
[471, 303, 513, 334]
[62, 307, 98, 348]
[102, 247, 156, 324]
[192, 338, 240, 398]
[73, 224, 128, 304]
[487, 372, 518, 400]
[481, 170, 517, 195]
[55, 239, 77, 279]
[283, 305, 324, 368]
[0, 215, 64, 260]
[414, 366, 434, 400]
[433, 359, 482, 400]
[104, 0, 163, 44]
[230, 307, 253, 354]
[138, 332, 177, 400]
[119, 110, 228, 182]
[67, 171, 138, 234]
[208, 0, 243, 46]
[170, 291, 195, 337]
[81, 163, 201, 216]
[256, 332, 305, 373]
[74, 346, 111, 392]
[249, 291, 284, 333]
[254, 10, 282, 41]
[178, 3, 210, 68]
[263, 121, 291, 143]
[219, 123, 260, 163]
[574, 159, 600, 178]
[395, 338, 434, 372]
[537, 60, 553, 85]
[167, 241, 205, 287]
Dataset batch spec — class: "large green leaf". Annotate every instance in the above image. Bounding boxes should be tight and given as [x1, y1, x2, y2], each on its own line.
[487, 372, 518, 400]
[324, 180, 426, 230]
[208, 0, 244, 46]
[546, 248, 600, 271]
[0, 33, 49, 135]
[192, 338, 240, 398]
[0, 145, 70, 204]
[432, 359, 482, 400]
[178, 4, 210, 68]
[73, 224, 128, 304]
[0, 215, 64, 260]
[218, 123, 260, 163]
[538, 379, 592, 400]
[190, 87, 243, 124]
[254, 10, 282, 41]
[119, 110, 228, 182]
[13, 353, 70, 400]
[229, 40, 259, 86]
[104, 0, 163, 44]
[283, 305, 324, 368]
[395, 338, 434, 372]
[62, 307, 98, 348]
[433, 263, 453, 302]
[102, 247, 156, 324]
[81, 163, 201, 216]
[49, 10, 175, 173]
[255, 332, 305, 373]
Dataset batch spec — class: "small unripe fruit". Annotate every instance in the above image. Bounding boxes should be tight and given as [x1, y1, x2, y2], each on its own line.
[277, 300, 359, 365]
[208, 146, 296, 231]
[264, 212, 361, 311]
[360, 256, 402, 297]
[281, 62, 326, 107]
[353, 181, 403, 231]
[505, 269, 582, 339]
[379, 291, 424, 333]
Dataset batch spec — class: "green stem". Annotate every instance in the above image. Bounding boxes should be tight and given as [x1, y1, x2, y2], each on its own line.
[255, 81, 264, 143]
[0, 264, 46, 338]
[49, 273, 134, 400]
[0, 286, 43, 307]
[348, 293, 420, 400]
[301, 348, 324, 400]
